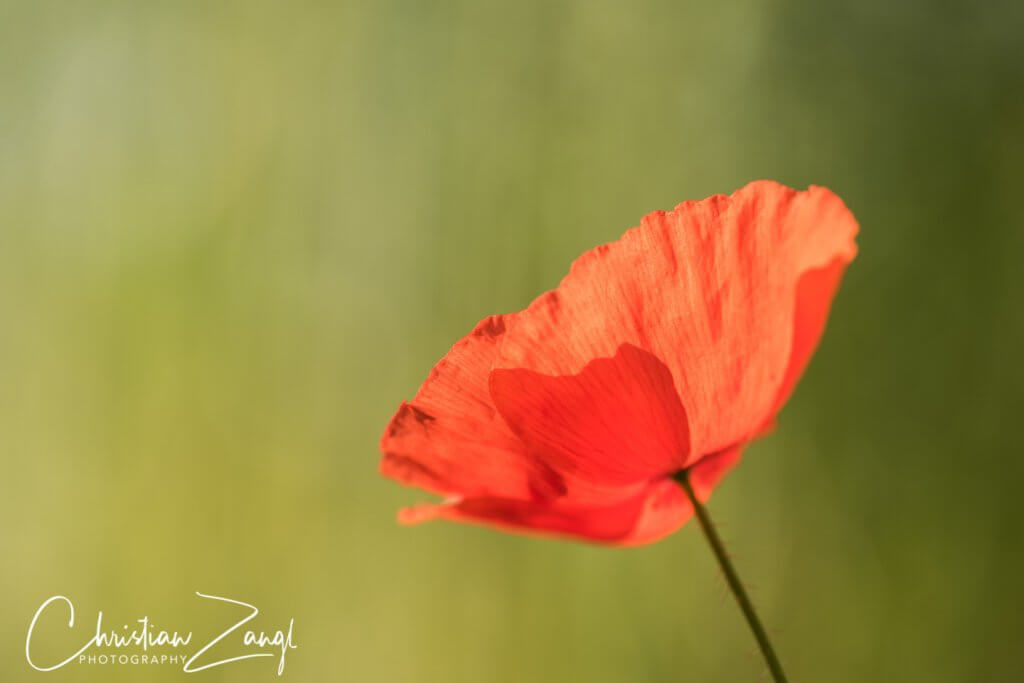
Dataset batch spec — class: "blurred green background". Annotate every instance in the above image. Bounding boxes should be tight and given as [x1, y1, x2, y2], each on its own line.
[1, 1, 1022, 681]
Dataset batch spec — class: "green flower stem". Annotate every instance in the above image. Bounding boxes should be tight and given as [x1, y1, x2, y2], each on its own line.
[674, 469, 788, 683]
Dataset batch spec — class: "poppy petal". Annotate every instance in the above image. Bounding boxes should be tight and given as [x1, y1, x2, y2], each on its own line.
[380, 315, 562, 500]
[397, 477, 691, 547]
[687, 445, 744, 501]
[767, 256, 849, 420]
[488, 344, 690, 500]
[494, 181, 858, 460]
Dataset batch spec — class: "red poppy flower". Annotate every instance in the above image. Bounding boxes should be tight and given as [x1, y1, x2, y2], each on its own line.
[380, 180, 858, 546]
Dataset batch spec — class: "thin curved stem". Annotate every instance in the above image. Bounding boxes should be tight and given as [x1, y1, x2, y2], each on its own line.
[674, 469, 788, 683]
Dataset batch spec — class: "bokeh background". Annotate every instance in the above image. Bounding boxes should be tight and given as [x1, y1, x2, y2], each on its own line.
[1, 1, 1022, 681]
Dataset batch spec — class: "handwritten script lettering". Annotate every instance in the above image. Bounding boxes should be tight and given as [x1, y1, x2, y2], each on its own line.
[26, 593, 296, 676]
